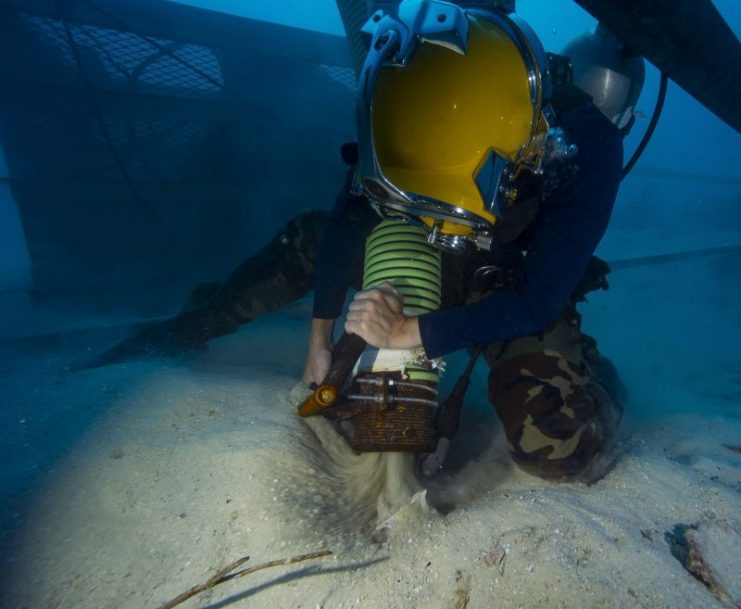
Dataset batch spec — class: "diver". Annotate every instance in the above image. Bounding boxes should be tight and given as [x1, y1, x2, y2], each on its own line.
[302, 2, 644, 481]
[89, 0, 642, 484]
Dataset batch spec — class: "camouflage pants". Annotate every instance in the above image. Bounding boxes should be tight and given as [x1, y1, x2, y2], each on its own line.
[91, 209, 329, 366]
[484, 305, 621, 480]
[170, 209, 328, 347]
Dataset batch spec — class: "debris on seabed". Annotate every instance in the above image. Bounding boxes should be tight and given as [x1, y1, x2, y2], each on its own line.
[481, 542, 506, 576]
[666, 518, 741, 609]
[453, 570, 472, 609]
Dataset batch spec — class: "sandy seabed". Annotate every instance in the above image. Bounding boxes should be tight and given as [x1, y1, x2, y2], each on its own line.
[1, 301, 739, 609]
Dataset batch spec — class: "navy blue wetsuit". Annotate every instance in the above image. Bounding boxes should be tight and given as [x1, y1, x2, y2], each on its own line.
[313, 102, 623, 359]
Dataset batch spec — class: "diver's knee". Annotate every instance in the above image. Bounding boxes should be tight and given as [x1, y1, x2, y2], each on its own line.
[504, 382, 623, 481]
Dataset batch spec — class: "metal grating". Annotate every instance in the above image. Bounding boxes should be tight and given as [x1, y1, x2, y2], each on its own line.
[138, 47, 224, 96]
[18, 13, 75, 66]
[18, 12, 224, 98]
[318, 64, 357, 92]
[98, 117, 211, 180]
[0, 0, 356, 293]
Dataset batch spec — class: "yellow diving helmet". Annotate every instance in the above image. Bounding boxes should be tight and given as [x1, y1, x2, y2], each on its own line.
[355, 0, 559, 252]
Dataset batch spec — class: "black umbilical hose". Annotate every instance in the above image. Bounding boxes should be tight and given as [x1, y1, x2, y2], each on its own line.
[421, 346, 484, 477]
[622, 71, 669, 180]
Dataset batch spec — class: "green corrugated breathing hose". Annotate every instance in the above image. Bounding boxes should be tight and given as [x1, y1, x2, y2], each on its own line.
[363, 219, 442, 381]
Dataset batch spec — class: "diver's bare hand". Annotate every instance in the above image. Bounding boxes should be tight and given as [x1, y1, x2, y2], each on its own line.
[303, 318, 334, 387]
[345, 283, 422, 350]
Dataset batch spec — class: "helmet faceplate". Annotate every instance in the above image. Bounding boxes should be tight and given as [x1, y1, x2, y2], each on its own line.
[356, 0, 552, 251]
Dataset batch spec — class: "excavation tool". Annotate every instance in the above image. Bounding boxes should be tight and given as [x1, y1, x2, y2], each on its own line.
[298, 220, 443, 453]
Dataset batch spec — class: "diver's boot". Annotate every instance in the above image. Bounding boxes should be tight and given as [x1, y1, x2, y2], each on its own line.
[80, 317, 182, 369]
[164, 306, 240, 350]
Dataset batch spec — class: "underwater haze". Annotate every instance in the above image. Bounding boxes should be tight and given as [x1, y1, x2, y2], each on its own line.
[0, 1, 739, 608]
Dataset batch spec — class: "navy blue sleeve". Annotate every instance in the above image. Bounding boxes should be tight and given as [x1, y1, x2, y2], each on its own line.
[312, 170, 379, 319]
[418, 105, 623, 358]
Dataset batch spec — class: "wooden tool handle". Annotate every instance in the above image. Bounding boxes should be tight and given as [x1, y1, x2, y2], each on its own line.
[297, 332, 367, 417]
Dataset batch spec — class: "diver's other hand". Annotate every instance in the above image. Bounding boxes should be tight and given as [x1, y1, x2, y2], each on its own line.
[303, 344, 331, 387]
[303, 318, 334, 387]
[345, 283, 422, 350]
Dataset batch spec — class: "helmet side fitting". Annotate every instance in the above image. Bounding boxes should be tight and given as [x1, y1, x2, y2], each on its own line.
[562, 23, 645, 129]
